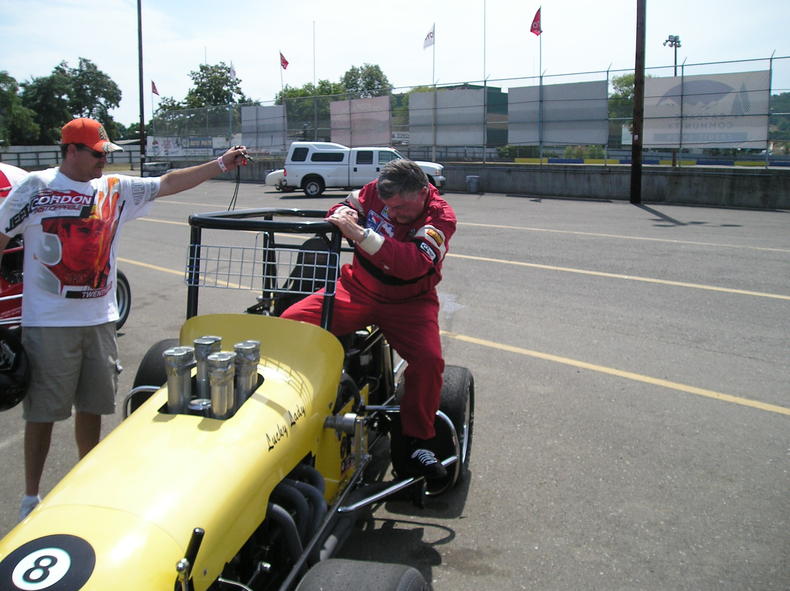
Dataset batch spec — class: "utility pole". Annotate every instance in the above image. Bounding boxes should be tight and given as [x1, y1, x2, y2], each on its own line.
[630, 0, 646, 204]
[137, 0, 146, 172]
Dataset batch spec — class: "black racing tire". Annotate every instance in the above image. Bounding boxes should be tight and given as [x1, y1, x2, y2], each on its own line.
[295, 558, 429, 591]
[428, 177, 445, 195]
[126, 338, 178, 415]
[133, 338, 179, 388]
[302, 177, 325, 198]
[115, 270, 132, 330]
[428, 365, 475, 495]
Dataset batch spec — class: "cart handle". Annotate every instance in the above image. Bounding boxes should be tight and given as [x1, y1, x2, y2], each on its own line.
[189, 208, 334, 234]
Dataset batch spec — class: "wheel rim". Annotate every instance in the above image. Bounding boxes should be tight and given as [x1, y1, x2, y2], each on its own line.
[459, 396, 471, 466]
[305, 181, 320, 196]
[116, 278, 130, 320]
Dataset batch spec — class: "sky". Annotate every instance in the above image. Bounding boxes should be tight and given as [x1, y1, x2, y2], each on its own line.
[1, 0, 789, 127]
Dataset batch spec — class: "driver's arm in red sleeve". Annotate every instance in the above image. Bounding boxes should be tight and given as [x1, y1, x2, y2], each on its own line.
[356, 193, 456, 281]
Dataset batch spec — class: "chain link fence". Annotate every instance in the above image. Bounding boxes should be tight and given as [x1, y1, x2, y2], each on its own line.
[146, 55, 790, 165]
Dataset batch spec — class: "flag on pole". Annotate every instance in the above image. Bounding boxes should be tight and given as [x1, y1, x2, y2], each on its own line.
[280, 52, 289, 70]
[151, 80, 159, 96]
[423, 24, 435, 49]
[530, 7, 542, 36]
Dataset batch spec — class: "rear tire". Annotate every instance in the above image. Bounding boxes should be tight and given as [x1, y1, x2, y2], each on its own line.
[115, 270, 132, 330]
[428, 365, 475, 495]
[296, 558, 428, 591]
[303, 177, 325, 198]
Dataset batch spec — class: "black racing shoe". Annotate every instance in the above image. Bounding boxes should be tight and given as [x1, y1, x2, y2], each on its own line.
[406, 446, 447, 480]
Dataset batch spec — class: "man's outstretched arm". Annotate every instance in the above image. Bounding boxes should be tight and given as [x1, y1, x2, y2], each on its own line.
[157, 146, 249, 198]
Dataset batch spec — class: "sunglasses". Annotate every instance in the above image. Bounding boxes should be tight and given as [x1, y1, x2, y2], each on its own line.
[76, 144, 107, 159]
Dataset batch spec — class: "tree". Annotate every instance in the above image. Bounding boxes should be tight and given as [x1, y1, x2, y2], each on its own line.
[21, 69, 73, 144]
[276, 80, 346, 141]
[608, 73, 639, 147]
[770, 92, 790, 151]
[149, 95, 205, 137]
[123, 122, 140, 140]
[184, 62, 247, 108]
[19, 59, 122, 144]
[341, 64, 392, 99]
[0, 72, 39, 145]
[59, 59, 121, 123]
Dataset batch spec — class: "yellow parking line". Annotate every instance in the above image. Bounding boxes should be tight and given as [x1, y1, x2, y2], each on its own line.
[118, 257, 182, 276]
[118, 257, 243, 289]
[448, 253, 790, 301]
[442, 330, 790, 417]
[137, 217, 187, 226]
[459, 222, 790, 254]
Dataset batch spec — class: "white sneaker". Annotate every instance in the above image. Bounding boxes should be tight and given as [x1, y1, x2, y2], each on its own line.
[18, 494, 41, 521]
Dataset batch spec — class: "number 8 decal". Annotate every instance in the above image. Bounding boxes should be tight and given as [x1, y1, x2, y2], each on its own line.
[13, 548, 70, 589]
[0, 535, 95, 591]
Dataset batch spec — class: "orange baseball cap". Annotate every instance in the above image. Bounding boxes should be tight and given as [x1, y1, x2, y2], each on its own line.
[60, 118, 123, 153]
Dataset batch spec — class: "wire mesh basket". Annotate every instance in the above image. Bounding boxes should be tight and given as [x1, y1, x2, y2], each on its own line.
[185, 234, 339, 297]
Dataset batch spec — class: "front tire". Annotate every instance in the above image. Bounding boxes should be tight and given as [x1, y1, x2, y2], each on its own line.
[125, 338, 178, 414]
[133, 338, 179, 388]
[296, 558, 428, 591]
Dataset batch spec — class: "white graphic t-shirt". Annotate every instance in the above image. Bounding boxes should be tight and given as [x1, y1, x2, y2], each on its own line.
[0, 168, 160, 327]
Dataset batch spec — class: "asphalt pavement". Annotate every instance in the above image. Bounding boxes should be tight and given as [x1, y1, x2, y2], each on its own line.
[0, 182, 787, 590]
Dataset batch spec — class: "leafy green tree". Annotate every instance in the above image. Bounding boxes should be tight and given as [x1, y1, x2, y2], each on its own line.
[59, 59, 121, 122]
[341, 64, 391, 99]
[150, 95, 202, 137]
[609, 73, 635, 121]
[276, 80, 346, 141]
[608, 73, 638, 147]
[769, 92, 790, 149]
[153, 96, 185, 115]
[19, 59, 122, 144]
[0, 72, 39, 145]
[184, 62, 247, 108]
[123, 122, 140, 140]
[21, 68, 73, 144]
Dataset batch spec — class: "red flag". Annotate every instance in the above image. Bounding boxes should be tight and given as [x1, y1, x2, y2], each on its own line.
[530, 7, 542, 36]
[151, 80, 159, 95]
[280, 52, 289, 70]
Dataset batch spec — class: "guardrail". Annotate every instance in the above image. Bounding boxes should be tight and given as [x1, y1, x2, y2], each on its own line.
[0, 150, 139, 170]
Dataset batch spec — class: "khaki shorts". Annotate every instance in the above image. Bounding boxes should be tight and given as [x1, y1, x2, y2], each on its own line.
[21, 323, 121, 422]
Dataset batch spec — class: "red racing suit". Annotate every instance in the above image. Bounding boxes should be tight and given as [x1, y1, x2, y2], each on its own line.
[281, 180, 456, 439]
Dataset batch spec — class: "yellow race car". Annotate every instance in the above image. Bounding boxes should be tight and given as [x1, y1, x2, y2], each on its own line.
[0, 208, 474, 591]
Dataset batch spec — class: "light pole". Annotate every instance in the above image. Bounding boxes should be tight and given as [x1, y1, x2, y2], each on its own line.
[663, 35, 681, 76]
[663, 35, 681, 166]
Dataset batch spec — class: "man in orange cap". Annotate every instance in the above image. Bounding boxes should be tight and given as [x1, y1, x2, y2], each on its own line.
[0, 117, 250, 521]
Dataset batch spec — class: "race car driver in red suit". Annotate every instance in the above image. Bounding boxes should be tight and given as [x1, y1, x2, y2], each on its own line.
[281, 159, 456, 479]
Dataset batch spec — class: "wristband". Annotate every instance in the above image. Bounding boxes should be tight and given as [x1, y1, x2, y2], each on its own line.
[216, 156, 228, 173]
